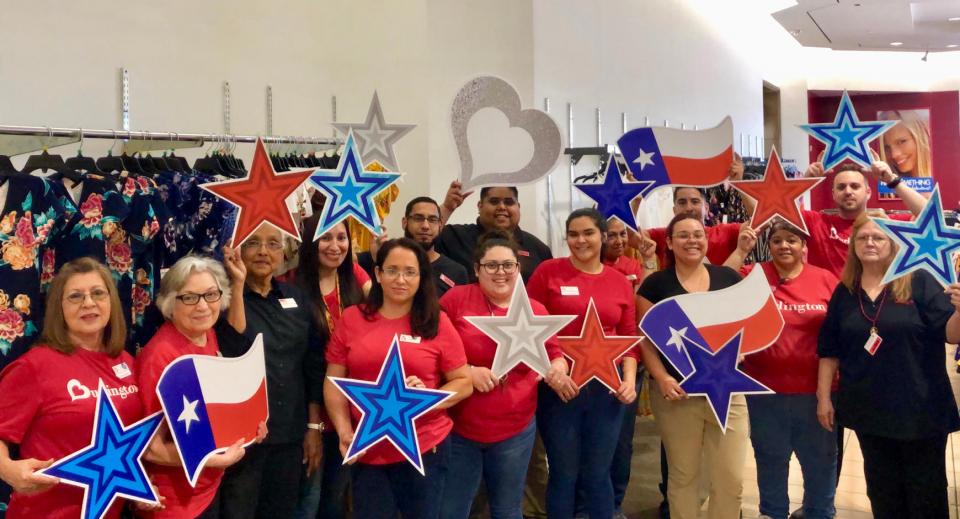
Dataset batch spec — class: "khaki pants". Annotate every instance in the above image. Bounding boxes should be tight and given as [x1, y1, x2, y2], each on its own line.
[650, 383, 749, 519]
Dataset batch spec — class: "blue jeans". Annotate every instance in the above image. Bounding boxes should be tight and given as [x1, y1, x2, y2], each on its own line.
[352, 436, 451, 519]
[295, 431, 351, 519]
[747, 394, 837, 519]
[538, 381, 625, 519]
[441, 419, 537, 519]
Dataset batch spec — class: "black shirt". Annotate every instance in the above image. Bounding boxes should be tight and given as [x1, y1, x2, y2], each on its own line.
[818, 271, 960, 440]
[231, 281, 325, 445]
[436, 220, 553, 284]
[637, 264, 743, 380]
[356, 251, 468, 298]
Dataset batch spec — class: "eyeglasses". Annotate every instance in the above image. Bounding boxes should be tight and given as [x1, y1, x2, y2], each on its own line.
[176, 290, 223, 305]
[672, 232, 706, 240]
[485, 197, 517, 207]
[407, 214, 440, 225]
[242, 239, 284, 251]
[855, 234, 888, 244]
[381, 267, 420, 280]
[479, 261, 519, 274]
[64, 289, 110, 305]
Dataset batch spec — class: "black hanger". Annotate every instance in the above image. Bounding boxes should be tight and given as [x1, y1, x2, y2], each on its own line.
[65, 151, 103, 175]
[137, 153, 158, 176]
[96, 152, 125, 176]
[21, 150, 83, 183]
[0, 155, 25, 187]
[194, 154, 225, 175]
[120, 153, 144, 176]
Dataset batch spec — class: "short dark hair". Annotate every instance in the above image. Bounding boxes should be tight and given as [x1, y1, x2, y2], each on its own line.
[565, 207, 608, 235]
[834, 162, 863, 174]
[473, 230, 519, 266]
[663, 213, 705, 268]
[672, 186, 705, 202]
[405, 196, 441, 217]
[768, 218, 808, 241]
[480, 186, 519, 200]
[362, 238, 441, 339]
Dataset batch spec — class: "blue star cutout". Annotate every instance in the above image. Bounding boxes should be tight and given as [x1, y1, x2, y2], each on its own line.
[873, 185, 960, 287]
[679, 332, 771, 431]
[39, 380, 162, 519]
[799, 91, 897, 171]
[308, 131, 401, 238]
[575, 154, 653, 231]
[328, 336, 453, 474]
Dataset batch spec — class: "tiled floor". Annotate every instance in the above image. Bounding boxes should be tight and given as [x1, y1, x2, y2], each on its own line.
[620, 351, 960, 518]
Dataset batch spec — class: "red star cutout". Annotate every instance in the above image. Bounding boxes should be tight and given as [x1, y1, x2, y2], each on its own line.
[201, 138, 314, 246]
[558, 299, 642, 392]
[729, 148, 823, 235]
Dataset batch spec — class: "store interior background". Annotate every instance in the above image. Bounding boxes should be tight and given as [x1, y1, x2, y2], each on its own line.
[1, 0, 958, 253]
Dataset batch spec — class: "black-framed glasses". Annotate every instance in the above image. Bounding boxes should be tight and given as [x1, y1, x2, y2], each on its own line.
[176, 290, 223, 305]
[64, 289, 110, 305]
[241, 239, 284, 251]
[407, 214, 440, 225]
[479, 261, 519, 274]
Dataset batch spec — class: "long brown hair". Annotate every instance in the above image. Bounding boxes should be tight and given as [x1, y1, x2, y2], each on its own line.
[840, 211, 913, 303]
[40, 257, 127, 356]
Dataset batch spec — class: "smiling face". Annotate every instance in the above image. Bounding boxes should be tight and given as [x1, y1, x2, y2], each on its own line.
[832, 170, 870, 218]
[316, 222, 350, 271]
[477, 187, 520, 231]
[666, 218, 707, 266]
[883, 123, 918, 176]
[476, 245, 518, 303]
[62, 271, 111, 343]
[240, 225, 284, 280]
[403, 201, 442, 250]
[376, 246, 421, 308]
[769, 228, 805, 271]
[566, 216, 603, 266]
[673, 187, 705, 220]
[604, 218, 629, 261]
[171, 271, 222, 339]
[853, 220, 892, 266]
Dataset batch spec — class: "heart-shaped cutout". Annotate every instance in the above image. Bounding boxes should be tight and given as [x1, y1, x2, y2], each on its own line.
[451, 76, 563, 191]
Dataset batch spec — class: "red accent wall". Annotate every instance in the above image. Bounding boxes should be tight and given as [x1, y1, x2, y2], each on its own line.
[807, 91, 960, 212]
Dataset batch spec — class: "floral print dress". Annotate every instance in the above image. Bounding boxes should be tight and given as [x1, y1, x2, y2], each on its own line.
[0, 175, 65, 368]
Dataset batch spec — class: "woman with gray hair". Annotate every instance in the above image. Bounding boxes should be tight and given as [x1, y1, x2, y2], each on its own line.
[136, 255, 265, 518]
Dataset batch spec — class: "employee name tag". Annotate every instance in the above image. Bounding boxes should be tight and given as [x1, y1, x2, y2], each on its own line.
[863, 328, 882, 356]
[626, 274, 638, 281]
[113, 362, 132, 379]
[560, 286, 580, 296]
[279, 298, 298, 309]
[399, 334, 422, 344]
[440, 273, 456, 288]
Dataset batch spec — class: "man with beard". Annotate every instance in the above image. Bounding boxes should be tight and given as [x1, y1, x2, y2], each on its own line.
[402, 196, 468, 297]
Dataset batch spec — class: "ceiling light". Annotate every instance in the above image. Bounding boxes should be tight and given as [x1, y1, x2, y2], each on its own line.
[890, 42, 904, 46]
[949, 17, 960, 21]
[948, 44, 959, 48]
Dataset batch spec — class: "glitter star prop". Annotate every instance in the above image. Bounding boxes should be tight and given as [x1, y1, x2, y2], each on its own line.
[558, 299, 642, 392]
[730, 148, 823, 234]
[678, 332, 772, 431]
[465, 281, 575, 378]
[39, 380, 163, 519]
[574, 155, 653, 231]
[308, 131, 402, 237]
[328, 336, 454, 475]
[200, 138, 313, 245]
[872, 185, 960, 287]
[332, 92, 415, 171]
[798, 91, 897, 171]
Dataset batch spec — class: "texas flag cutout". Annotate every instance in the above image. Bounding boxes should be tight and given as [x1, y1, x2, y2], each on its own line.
[156, 334, 269, 486]
[639, 267, 784, 379]
[617, 116, 734, 195]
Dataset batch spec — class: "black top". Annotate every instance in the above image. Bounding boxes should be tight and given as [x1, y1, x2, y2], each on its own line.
[431, 254, 469, 298]
[818, 271, 960, 440]
[356, 250, 375, 280]
[436, 220, 553, 284]
[227, 281, 325, 445]
[637, 264, 743, 379]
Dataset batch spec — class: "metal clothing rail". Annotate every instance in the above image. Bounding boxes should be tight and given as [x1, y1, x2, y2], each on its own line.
[0, 124, 340, 146]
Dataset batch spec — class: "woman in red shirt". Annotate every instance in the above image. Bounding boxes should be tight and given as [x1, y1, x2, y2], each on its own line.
[527, 208, 639, 519]
[439, 230, 575, 518]
[740, 220, 839, 519]
[0, 258, 145, 519]
[137, 256, 263, 518]
[324, 238, 472, 519]
[295, 215, 372, 518]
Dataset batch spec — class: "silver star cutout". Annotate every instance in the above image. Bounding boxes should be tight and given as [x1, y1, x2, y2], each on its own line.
[633, 148, 656, 170]
[465, 281, 575, 378]
[332, 92, 415, 172]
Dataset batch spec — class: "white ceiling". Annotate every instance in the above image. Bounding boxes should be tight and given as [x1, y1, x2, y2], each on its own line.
[772, 0, 960, 53]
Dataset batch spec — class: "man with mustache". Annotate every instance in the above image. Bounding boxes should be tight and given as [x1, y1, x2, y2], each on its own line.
[401, 196, 468, 297]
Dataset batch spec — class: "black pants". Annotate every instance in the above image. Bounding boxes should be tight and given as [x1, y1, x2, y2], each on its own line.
[352, 437, 451, 519]
[856, 431, 949, 519]
[217, 442, 304, 519]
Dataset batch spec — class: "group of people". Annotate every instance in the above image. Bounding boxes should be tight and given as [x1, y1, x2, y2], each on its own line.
[0, 153, 957, 519]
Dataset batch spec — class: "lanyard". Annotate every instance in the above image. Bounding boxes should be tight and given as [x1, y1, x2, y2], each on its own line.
[858, 285, 888, 335]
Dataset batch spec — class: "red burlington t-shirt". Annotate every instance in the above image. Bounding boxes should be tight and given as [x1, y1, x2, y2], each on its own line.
[527, 258, 639, 359]
[648, 223, 740, 267]
[325, 306, 467, 465]
[803, 210, 912, 278]
[136, 322, 222, 519]
[740, 262, 839, 394]
[603, 255, 644, 290]
[0, 346, 141, 519]
[440, 283, 561, 443]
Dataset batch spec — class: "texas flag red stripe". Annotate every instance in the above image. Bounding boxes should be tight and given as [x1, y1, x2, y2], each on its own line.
[207, 378, 268, 447]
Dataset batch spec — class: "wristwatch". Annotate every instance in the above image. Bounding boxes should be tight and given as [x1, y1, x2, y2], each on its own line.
[643, 259, 657, 270]
[885, 175, 902, 189]
[307, 422, 325, 432]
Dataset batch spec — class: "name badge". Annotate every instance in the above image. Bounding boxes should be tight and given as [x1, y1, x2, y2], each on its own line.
[626, 274, 638, 281]
[399, 334, 422, 344]
[863, 329, 882, 356]
[113, 362, 132, 379]
[279, 298, 298, 309]
[560, 286, 580, 296]
[440, 273, 456, 288]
